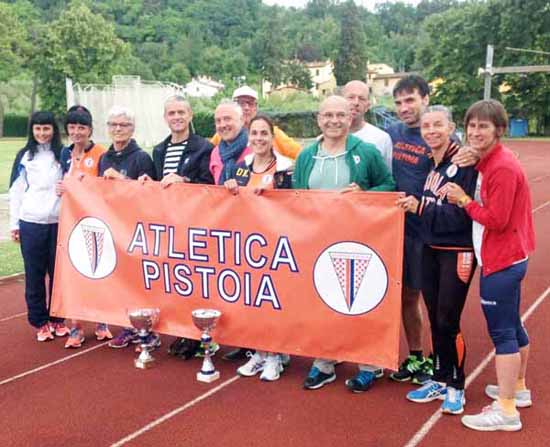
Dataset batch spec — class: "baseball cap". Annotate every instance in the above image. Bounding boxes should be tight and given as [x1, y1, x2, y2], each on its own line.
[232, 85, 258, 101]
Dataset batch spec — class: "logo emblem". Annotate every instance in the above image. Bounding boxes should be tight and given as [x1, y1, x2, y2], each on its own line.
[84, 157, 94, 168]
[446, 164, 458, 178]
[68, 217, 116, 279]
[314, 242, 388, 315]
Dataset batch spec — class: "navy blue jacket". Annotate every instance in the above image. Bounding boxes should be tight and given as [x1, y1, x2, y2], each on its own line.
[416, 141, 477, 248]
[98, 139, 154, 180]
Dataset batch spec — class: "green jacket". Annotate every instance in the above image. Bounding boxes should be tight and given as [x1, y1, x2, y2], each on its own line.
[292, 134, 396, 191]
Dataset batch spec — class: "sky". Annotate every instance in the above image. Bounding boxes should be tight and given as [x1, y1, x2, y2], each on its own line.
[262, 0, 422, 10]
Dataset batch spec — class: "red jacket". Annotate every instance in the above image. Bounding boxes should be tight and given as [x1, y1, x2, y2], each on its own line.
[465, 142, 535, 275]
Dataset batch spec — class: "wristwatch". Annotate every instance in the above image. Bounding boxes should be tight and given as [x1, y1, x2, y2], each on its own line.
[457, 195, 472, 208]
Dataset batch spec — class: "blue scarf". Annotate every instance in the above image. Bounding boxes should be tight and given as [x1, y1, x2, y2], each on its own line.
[218, 128, 248, 184]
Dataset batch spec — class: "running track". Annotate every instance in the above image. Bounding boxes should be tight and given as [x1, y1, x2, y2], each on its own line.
[1, 140, 549, 447]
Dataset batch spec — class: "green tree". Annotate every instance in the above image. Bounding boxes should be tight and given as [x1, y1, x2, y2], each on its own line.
[32, 2, 130, 115]
[0, 2, 29, 136]
[334, 0, 367, 85]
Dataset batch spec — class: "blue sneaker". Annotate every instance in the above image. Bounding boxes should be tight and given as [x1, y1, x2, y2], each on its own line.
[441, 387, 465, 414]
[406, 380, 447, 403]
[345, 370, 376, 393]
[303, 366, 336, 390]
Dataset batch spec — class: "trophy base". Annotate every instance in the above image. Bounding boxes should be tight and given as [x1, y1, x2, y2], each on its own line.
[197, 370, 220, 383]
[135, 358, 155, 369]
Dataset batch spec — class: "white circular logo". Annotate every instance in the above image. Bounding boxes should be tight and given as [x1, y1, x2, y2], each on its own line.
[84, 157, 94, 168]
[446, 164, 458, 178]
[313, 242, 388, 315]
[262, 174, 273, 185]
[68, 217, 117, 279]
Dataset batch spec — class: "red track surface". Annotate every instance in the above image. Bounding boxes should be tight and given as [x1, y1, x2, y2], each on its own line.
[1, 140, 549, 447]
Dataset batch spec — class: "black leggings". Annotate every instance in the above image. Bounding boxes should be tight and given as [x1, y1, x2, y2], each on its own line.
[421, 246, 476, 389]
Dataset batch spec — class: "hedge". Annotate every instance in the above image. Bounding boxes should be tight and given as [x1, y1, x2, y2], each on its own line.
[3, 114, 28, 137]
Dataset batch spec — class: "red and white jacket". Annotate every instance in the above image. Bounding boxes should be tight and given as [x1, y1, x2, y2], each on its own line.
[465, 142, 535, 275]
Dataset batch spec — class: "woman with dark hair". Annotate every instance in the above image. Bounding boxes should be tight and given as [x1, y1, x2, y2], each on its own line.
[447, 100, 535, 431]
[224, 114, 293, 381]
[9, 111, 70, 341]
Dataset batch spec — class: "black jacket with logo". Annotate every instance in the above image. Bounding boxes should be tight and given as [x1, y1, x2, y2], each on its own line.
[99, 139, 154, 180]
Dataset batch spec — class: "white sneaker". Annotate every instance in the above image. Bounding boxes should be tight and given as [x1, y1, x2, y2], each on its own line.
[484, 384, 532, 408]
[237, 352, 265, 377]
[261, 354, 283, 381]
[461, 401, 522, 432]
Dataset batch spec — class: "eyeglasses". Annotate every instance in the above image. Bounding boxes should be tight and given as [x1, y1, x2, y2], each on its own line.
[107, 122, 133, 129]
[319, 112, 349, 120]
[235, 98, 257, 107]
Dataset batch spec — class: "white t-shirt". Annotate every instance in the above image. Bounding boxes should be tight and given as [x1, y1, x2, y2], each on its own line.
[353, 122, 393, 173]
[472, 173, 484, 266]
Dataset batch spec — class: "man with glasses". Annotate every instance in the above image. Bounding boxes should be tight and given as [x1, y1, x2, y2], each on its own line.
[293, 95, 395, 391]
[211, 86, 302, 163]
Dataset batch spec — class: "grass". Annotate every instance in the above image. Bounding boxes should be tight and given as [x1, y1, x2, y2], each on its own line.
[0, 240, 23, 277]
[0, 138, 24, 194]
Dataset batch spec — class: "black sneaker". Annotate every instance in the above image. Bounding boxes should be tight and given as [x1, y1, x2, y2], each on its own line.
[389, 355, 425, 382]
[345, 370, 376, 393]
[412, 356, 434, 385]
[222, 347, 251, 361]
[303, 366, 336, 390]
[168, 338, 200, 360]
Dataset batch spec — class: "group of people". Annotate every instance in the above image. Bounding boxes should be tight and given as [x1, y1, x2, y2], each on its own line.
[9, 75, 535, 432]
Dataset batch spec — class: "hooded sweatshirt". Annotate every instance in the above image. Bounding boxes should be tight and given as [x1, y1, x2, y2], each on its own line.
[98, 139, 154, 180]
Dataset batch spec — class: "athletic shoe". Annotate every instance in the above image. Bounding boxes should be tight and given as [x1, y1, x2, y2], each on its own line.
[168, 338, 200, 359]
[345, 370, 376, 393]
[303, 366, 336, 390]
[223, 347, 250, 361]
[390, 355, 425, 382]
[260, 354, 283, 381]
[407, 380, 447, 403]
[279, 353, 291, 368]
[50, 322, 71, 337]
[95, 323, 113, 341]
[195, 341, 220, 358]
[484, 384, 532, 408]
[237, 352, 265, 377]
[37, 324, 54, 342]
[135, 332, 161, 352]
[461, 401, 522, 432]
[441, 387, 465, 414]
[108, 328, 138, 348]
[412, 357, 434, 385]
[65, 327, 85, 349]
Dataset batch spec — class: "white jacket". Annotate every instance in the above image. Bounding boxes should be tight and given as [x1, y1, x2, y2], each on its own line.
[9, 146, 63, 230]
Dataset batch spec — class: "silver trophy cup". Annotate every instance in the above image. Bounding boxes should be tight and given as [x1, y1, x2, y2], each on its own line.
[128, 308, 160, 369]
[191, 309, 222, 382]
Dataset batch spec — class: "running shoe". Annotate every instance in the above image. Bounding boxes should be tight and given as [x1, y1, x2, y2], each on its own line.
[303, 366, 336, 390]
[37, 324, 54, 342]
[95, 323, 113, 341]
[50, 322, 71, 337]
[222, 347, 250, 361]
[237, 352, 265, 377]
[461, 401, 522, 432]
[390, 355, 425, 382]
[168, 338, 200, 359]
[441, 387, 465, 414]
[65, 327, 85, 349]
[279, 353, 291, 368]
[484, 384, 532, 408]
[406, 380, 447, 403]
[108, 328, 138, 348]
[412, 356, 434, 385]
[260, 354, 284, 381]
[345, 370, 376, 393]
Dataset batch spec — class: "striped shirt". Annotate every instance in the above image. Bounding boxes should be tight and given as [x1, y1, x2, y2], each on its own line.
[162, 140, 188, 177]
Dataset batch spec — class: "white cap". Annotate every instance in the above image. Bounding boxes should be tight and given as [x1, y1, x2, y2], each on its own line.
[232, 85, 258, 100]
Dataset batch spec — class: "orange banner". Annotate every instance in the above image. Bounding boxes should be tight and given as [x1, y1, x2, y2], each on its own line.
[51, 177, 404, 369]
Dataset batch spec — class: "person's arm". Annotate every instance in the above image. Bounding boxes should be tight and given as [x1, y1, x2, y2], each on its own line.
[273, 127, 301, 160]
[9, 161, 26, 234]
[138, 152, 156, 179]
[194, 143, 215, 185]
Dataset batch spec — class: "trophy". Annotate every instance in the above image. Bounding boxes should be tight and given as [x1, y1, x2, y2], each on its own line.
[128, 308, 160, 369]
[191, 309, 222, 383]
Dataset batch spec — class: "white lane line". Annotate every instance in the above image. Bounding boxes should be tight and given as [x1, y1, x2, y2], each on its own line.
[532, 200, 550, 214]
[110, 375, 241, 447]
[403, 286, 550, 447]
[0, 312, 27, 322]
[0, 342, 109, 386]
